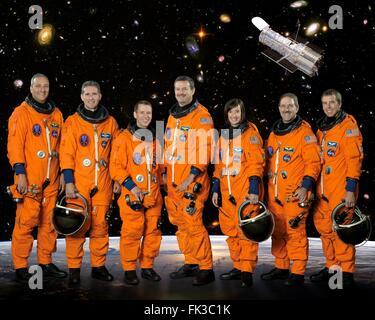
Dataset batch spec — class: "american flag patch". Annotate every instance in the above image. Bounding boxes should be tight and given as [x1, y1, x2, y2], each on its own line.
[346, 128, 359, 137]
[304, 135, 317, 143]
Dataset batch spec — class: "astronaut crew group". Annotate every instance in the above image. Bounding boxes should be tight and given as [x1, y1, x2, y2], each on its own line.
[7, 73, 363, 288]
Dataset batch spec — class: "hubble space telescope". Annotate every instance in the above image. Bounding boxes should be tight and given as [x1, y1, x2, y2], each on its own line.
[252, 17, 323, 77]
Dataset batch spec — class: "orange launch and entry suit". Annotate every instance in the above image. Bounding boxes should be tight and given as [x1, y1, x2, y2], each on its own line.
[213, 122, 265, 272]
[109, 123, 162, 271]
[314, 111, 363, 272]
[60, 105, 118, 268]
[164, 100, 214, 270]
[7, 97, 63, 269]
[266, 116, 321, 275]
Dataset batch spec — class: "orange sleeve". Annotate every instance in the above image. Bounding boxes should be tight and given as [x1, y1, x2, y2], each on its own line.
[109, 133, 130, 184]
[55, 109, 64, 154]
[189, 112, 214, 173]
[301, 127, 321, 181]
[212, 135, 223, 180]
[245, 127, 265, 178]
[342, 122, 363, 180]
[264, 134, 274, 178]
[59, 117, 77, 171]
[7, 108, 27, 167]
[154, 138, 166, 186]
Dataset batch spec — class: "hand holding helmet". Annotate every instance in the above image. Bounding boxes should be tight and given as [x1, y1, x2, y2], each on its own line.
[238, 200, 275, 243]
[53, 192, 89, 236]
[332, 202, 372, 246]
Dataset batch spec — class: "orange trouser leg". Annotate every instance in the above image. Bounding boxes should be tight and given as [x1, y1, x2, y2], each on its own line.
[36, 195, 58, 265]
[183, 199, 213, 270]
[220, 203, 258, 272]
[118, 199, 162, 271]
[268, 201, 290, 271]
[313, 198, 355, 272]
[12, 195, 58, 269]
[89, 205, 109, 267]
[284, 202, 308, 275]
[12, 197, 37, 268]
[165, 196, 199, 265]
[66, 208, 91, 269]
[139, 202, 162, 269]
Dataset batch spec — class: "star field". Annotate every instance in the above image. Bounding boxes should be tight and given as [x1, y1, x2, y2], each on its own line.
[0, 0, 374, 240]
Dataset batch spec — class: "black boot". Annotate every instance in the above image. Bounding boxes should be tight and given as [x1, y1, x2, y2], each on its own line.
[91, 266, 114, 281]
[285, 273, 305, 286]
[343, 272, 355, 288]
[220, 268, 241, 280]
[241, 272, 253, 288]
[141, 268, 161, 282]
[310, 267, 330, 283]
[15, 268, 31, 283]
[170, 264, 199, 279]
[124, 270, 140, 285]
[39, 263, 68, 278]
[69, 268, 80, 285]
[192, 269, 215, 286]
[261, 267, 289, 280]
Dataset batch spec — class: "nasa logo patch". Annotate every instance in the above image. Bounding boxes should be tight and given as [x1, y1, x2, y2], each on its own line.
[327, 149, 335, 157]
[179, 134, 187, 142]
[283, 154, 291, 162]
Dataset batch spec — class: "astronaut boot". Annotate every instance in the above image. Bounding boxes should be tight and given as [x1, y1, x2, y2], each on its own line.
[91, 266, 114, 282]
[124, 270, 140, 285]
[220, 268, 242, 280]
[284, 273, 305, 286]
[39, 263, 68, 278]
[141, 268, 161, 282]
[170, 264, 199, 279]
[192, 269, 215, 286]
[15, 268, 32, 283]
[69, 268, 80, 285]
[310, 267, 330, 283]
[261, 267, 289, 280]
[241, 272, 253, 288]
[343, 272, 355, 289]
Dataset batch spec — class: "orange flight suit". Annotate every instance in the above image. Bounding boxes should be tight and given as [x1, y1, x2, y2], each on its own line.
[266, 117, 321, 275]
[109, 124, 162, 271]
[60, 107, 118, 268]
[314, 113, 363, 272]
[213, 122, 265, 272]
[164, 101, 214, 270]
[7, 99, 63, 268]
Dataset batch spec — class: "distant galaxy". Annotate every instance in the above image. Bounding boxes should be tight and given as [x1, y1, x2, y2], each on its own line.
[37, 24, 55, 45]
[219, 13, 231, 23]
[290, 1, 308, 9]
[185, 36, 200, 56]
[305, 22, 320, 36]
[0, 1, 374, 240]
[13, 79, 23, 89]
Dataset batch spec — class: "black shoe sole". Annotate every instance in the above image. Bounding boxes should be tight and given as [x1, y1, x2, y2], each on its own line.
[92, 275, 114, 282]
[220, 275, 242, 280]
[124, 279, 140, 285]
[142, 275, 161, 282]
[170, 272, 198, 279]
